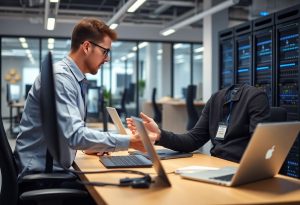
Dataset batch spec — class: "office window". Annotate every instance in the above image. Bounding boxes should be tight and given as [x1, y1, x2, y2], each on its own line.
[111, 41, 136, 116]
[173, 43, 191, 99]
[193, 44, 203, 100]
[41, 38, 70, 63]
[138, 42, 162, 102]
[1, 37, 39, 117]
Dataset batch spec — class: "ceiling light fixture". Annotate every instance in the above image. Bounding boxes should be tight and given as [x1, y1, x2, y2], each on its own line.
[132, 42, 148, 51]
[44, 0, 60, 31]
[110, 23, 119, 30]
[194, 47, 204, 53]
[19, 37, 26, 43]
[47, 18, 56, 30]
[127, 0, 147, 13]
[160, 0, 239, 36]
[108, 0, 147, 28]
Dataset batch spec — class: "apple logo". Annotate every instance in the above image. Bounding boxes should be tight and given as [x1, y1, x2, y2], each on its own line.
[265, 145, 275, 160]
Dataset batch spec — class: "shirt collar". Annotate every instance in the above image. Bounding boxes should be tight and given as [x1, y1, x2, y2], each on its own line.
[62, 56, 86, 82]
[224, 84, 245, 104]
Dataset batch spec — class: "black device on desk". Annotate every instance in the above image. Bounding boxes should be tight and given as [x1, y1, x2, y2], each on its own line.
[129, 149, 193, 160]
[99, 155, 152, 168]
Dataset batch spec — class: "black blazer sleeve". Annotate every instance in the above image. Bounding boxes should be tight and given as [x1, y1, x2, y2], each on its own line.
[157, 98, 212, 152]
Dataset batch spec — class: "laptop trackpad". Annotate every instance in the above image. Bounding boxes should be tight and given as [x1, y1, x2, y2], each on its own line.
[181, 166, 237, 181]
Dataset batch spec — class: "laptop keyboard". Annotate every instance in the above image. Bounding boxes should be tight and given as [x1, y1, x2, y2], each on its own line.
[99, 155, 152, 168]
[210, 174, 234, 181]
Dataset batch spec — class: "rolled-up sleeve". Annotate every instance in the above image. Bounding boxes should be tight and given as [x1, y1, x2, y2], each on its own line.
[55, 73, 130, 152]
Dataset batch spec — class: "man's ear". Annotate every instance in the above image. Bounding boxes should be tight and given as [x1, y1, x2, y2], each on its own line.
[81, 41, 90, 54]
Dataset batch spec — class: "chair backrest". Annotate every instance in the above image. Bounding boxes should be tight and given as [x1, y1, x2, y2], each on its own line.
[186, 85, 199, 130]
[40, 52, 72, 169]
[0, 117, 18, 205]
[151, 88, 162, 123]
[270, 107, 287, 122]
[120, 88, 128, 115]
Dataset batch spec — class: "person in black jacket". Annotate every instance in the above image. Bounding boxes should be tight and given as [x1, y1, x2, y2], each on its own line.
[127, 84, 270, 163]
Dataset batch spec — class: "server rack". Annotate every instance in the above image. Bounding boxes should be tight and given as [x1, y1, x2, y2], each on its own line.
[253, 15, 275, 106]
[275, 5, 300, 178]
[219, 28, 235, 89]
[234, 22, 253, 85]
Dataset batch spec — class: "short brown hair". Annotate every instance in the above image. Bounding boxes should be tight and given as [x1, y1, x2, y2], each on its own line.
[71, 18, 117, 51]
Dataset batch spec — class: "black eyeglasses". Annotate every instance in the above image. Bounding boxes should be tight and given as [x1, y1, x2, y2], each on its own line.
[88, 41, 110, 57]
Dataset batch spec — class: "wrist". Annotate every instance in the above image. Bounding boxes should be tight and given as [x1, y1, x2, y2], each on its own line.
[155, 128, 162, 142]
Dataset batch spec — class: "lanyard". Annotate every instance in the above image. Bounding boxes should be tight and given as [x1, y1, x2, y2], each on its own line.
[226, 101, 234, 124]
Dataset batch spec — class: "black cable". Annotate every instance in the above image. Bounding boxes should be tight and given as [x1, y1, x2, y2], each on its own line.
[63, 168, 152, 188]
[66, 168, 148, 176]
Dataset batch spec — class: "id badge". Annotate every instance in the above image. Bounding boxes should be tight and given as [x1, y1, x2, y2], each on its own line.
[215, 122, 227, 140]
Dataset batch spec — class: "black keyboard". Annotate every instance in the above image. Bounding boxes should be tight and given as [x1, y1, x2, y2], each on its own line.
[99, 155, 152, 168]
[210, 174, 234, 181]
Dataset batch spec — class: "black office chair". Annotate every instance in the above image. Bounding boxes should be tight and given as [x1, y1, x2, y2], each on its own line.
[0, 116, 87, 205]
[116, 88, 128, 119]
[1, 52, 91, 205]
[151, 88, 162, 124]
[186, 85, 199, 130]
[270, 107, 287, 122]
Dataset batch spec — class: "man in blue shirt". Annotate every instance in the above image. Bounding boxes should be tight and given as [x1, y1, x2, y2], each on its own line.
[14, 18, 146, 179]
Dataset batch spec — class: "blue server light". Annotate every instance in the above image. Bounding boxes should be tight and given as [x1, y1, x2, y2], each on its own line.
[260, 11, 270, 16]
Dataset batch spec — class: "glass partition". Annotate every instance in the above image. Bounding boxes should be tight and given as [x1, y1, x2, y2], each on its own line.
[193, 44, 203, 100]
[1, 37, 202, 121]
[41, 38, 70, 63]
[1, 37, 40, 118]
[173, 43, 191, 99]
[111, 41, 137, 118]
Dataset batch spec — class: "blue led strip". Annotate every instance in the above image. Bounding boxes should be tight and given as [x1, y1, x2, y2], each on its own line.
[222, 71, 231, 74]
[258, 50, 271, 56]
[257, 40, 272, 46]
[280, 34, 299, 41]
[256, 66, 270, 71]
[238, 45, 250, 50]
[281, 46, 299, 52]
[240, 55, 250, 59]
[238, 68, 249, 73]
[280, 63, 296, 68]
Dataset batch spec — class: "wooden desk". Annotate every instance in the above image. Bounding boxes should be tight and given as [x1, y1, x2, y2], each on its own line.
[142, 100, 205, 133]
[74, 151, 300, 205]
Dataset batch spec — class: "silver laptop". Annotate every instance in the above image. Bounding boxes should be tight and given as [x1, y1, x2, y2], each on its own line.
[181, 121, 300, 186]
[106, 107, 127, 134]
[132, 117, 172, 187]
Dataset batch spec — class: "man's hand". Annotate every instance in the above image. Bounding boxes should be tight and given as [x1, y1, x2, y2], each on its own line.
[129, 132, 158, 152]
[126, 112, 161, 141]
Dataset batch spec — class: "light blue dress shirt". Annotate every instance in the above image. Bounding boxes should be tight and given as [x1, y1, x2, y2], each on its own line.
[14, 56, 130, 180]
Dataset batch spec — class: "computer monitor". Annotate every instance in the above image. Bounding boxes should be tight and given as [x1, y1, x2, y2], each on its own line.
[40, 52, 71, 168]
[6, 84, 21, 103]
[24, 84, 32, 99]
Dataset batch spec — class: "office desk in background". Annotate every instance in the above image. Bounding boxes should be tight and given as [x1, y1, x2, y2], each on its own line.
[86, 122, 115, 131]
[74, 151, 300, 205]
[9, 101, 24, 134]
[143, 99, 205, 133]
